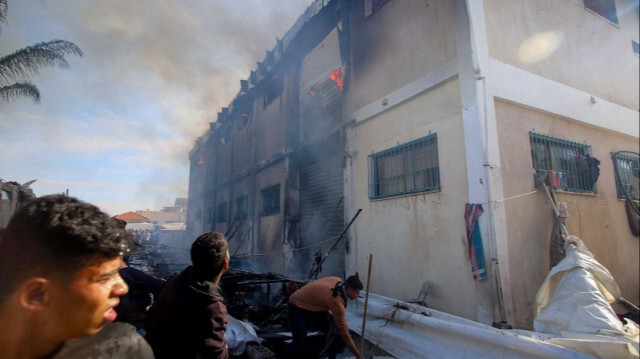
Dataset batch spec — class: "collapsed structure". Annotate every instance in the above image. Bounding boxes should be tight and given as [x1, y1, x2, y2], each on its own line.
[0, 179, 36, 229]
[187, 0, 639, 332]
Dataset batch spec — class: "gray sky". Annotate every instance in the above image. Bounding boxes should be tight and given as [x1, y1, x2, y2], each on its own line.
[0, 0, 313, 215]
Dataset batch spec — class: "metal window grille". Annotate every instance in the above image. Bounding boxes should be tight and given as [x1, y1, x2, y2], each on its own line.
[612, 151, 640, 201]
[369, 133, 440, 199]
[529, 131, 594, 193]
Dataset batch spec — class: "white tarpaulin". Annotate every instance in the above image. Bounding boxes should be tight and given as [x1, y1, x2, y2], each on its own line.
[344, 236, 638, 359]
[534, 236, 639, 358]
[346, 294, 593, 359]
[225, 315, 263, 356]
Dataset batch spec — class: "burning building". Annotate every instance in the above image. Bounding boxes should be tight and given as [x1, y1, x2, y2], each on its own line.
[187, 0, 639, 331]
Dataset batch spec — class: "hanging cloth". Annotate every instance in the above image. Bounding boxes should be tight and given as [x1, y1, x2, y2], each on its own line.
[585, 154, 601, 191]
[464, 203, 487, 280]
[625, 199, 640, 237]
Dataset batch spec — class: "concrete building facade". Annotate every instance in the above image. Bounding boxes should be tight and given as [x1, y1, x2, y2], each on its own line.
[187, 0, 639, 329]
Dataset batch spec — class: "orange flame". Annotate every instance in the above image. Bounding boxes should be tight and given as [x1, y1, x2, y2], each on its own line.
[330, 67, 343, 90]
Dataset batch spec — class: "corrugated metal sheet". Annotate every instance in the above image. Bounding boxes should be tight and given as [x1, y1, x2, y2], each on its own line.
[299, 28, 343, 142]
[299, 136, 344, 278]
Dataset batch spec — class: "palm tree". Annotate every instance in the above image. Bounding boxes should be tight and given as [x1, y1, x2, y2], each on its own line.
[0, 0, 83, 103]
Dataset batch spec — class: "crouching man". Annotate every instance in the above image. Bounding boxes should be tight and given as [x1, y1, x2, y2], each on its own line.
[288, 274, 364, 359]
[0, 195, 133, 359]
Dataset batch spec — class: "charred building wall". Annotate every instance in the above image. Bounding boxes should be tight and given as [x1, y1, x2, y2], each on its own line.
[188, 0, 349, 280]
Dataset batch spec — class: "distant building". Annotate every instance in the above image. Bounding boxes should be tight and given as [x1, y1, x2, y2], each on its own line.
[115, 198, 187, 226]
[135, 210, 186, 226]
[187, 0, 639, 330]
[115, 211, 149, 224]
[135, 198, 187, 225]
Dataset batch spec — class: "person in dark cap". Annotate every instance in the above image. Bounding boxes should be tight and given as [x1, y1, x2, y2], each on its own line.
[287, 274, 364, 359]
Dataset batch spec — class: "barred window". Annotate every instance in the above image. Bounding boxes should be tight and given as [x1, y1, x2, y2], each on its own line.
[612, 151, 639, 201]
[529, 131, 594, 193]
[369, 133, 440, 199]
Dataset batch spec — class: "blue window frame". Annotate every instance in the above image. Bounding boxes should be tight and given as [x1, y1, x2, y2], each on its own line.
[529, 131, 595, 193]
[369, 133, 440, 199]
[612, 151, 639, 201]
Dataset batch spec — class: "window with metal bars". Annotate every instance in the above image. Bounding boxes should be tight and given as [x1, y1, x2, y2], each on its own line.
[529, 131, 595, 193]
[612, 151, 639, 201]
[368, 133, 440, 199]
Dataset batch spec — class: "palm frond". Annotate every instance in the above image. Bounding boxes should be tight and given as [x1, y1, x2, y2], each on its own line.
[0, 0, 7, 24]
[0, 82, 40, 103]
[0, 40, 83, 84]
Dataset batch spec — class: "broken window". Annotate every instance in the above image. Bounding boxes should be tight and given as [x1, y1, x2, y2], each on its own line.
[529, 131, 595, 193]
[612, 152, 639, 201]
[369, 133, 440, 199]
[365, 0, 390, 18]
[235, 195, 248, 220]
[261, 184, 280, 216]
[216, 201, 228, 223]
[263, 75, 283, 108]
[584, 0, 618, 24]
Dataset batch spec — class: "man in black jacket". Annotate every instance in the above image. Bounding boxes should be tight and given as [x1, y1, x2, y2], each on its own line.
[145, 232, 230, 359]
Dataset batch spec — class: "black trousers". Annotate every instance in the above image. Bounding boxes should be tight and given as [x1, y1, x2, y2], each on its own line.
[287, 303, 345, 359]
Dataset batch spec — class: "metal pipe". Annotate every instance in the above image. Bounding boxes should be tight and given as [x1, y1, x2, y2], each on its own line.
[360, 253, 373, 354]
[308, 208, 363, 280]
